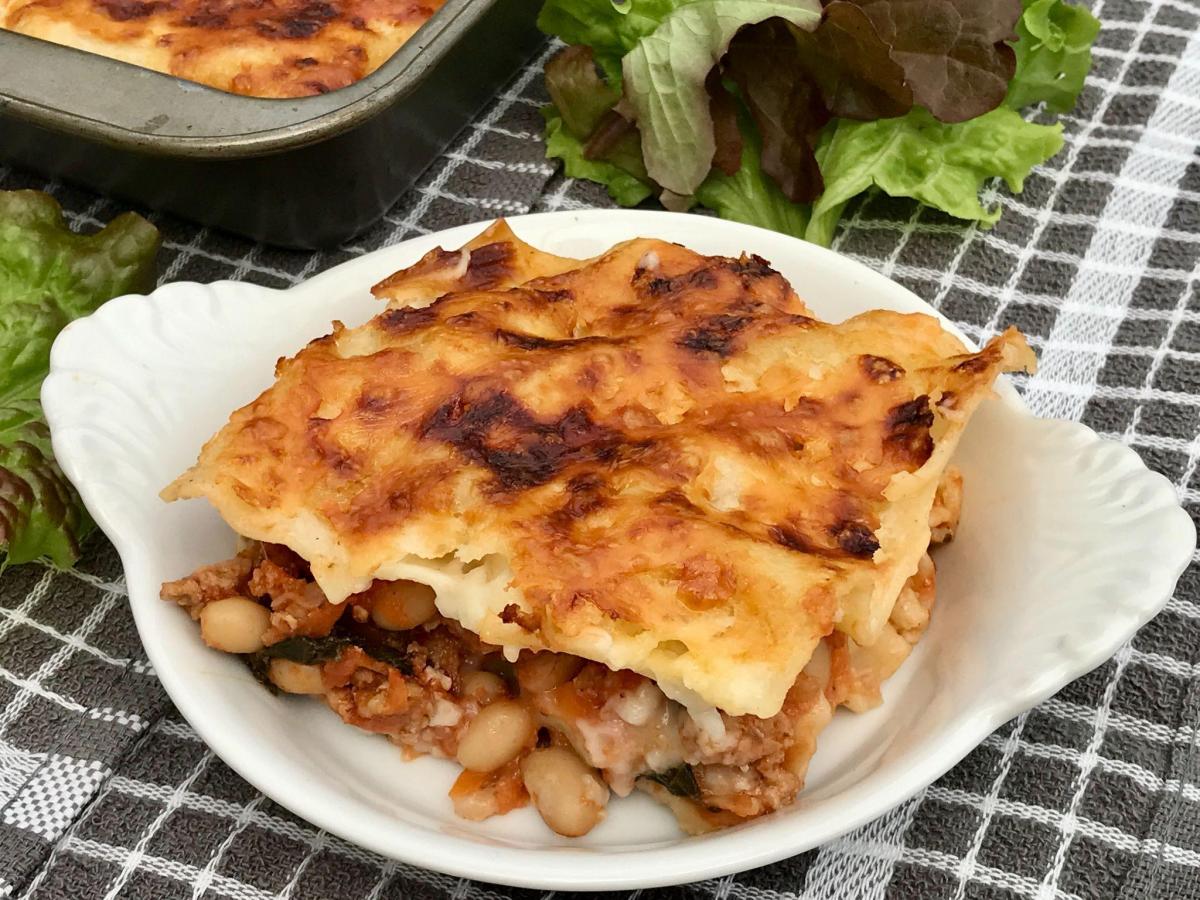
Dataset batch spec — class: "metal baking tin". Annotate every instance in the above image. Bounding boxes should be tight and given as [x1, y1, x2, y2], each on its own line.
[0, 0, 544, 248]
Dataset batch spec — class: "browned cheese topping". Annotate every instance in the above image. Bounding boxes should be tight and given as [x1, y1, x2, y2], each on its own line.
[164, 222, 1035, 719]
[0, 0, 445, 96]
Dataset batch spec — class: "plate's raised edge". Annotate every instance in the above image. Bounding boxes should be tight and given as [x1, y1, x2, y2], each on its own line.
[39, 209, 1200, 890]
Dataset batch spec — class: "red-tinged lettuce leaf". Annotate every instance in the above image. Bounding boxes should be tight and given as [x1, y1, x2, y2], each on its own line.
[859, 0, 1022, 123]
[725, 19, 830, 202]
[694, 107, 811, 239]
[542, 107, 656, 206]
[707, 72, 745, 176]
[583, 108, 651, 181]
[791, 3, 912, 121]
[791, 0, 1022, 124]
[0, 190, 159, 568]
[1007, 0, 1100, 113]
[543, 44, 654, 188]
[544, 45, 623, 139]
[620, 0, 822, 198]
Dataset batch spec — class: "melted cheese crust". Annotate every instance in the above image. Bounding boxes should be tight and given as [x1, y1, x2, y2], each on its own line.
[1, 0, 444, 97]
[164, 222, 1034, 718]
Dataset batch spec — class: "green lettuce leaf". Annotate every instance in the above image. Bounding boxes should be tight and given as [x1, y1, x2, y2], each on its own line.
[543, 45, 653, 183]
[695, 113, 810, 238]
[1007, 0, 1100, 113]
[806, 106, 1063, 246]
[543, 107, 656, 206]
[621, 0, 822, 197]
[538, 0, 694, 81]
[0, 191, 159, 568]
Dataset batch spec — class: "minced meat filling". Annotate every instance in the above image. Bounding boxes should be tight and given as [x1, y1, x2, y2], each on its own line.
[162, 496, 952, 836]
[160, 553, 252, 620]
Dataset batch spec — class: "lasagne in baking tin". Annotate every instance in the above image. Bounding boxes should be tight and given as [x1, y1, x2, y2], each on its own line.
[161, 221, 1035, 835]
[0, 0, 445, 97]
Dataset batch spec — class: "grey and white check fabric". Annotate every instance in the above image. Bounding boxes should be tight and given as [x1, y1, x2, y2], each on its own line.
[1, 0, 1199, 895]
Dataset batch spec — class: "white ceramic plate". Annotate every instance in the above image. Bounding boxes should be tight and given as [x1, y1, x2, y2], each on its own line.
[43, 211, 1195, 890]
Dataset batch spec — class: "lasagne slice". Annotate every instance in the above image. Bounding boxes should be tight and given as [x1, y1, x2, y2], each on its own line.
[164, 226, 1032, 720]
[0, 0, 445, 97]
[161, 221, 1033, 835]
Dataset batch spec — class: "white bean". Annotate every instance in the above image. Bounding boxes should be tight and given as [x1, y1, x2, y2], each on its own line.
[521, 747, 609, 836]
[515, 652, 583, 694]
[268, 659, 325, 694]
[369, 580, 437, 631]
[199, 596, 270, 654]
[461, 671, 508, 704]
[456, 701, 533, 772]
[452, 785, 502, 822]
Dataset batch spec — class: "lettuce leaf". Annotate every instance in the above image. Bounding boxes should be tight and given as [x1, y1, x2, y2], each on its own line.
[789, 4, 912, 122]
[543, 44, 653, 184]
[695, 112, 810, 238]
[725, 19, 829, 202]
[806, 106, 1063, 246]
[0, 191, 159, 568]
[860, 0, 1021, 123]
[537, 0, 1094, 248]
[621, 0, 822, 197]
[543, 107, 656, 206]
[544, 45, 624, 138]
[538, 0, 695, 81]
[1007, 0, 1100, 113]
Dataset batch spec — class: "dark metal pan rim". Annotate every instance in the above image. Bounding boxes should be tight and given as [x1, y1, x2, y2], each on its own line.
[0, 0, 494, 158]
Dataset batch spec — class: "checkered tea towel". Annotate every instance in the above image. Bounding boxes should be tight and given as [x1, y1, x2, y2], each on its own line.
[2, 0, 1200, 896]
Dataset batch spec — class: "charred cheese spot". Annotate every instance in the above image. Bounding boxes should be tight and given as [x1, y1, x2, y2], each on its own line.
[379, 305, 439, 334]
[307, 417, 356, 474]
[420, 390, 626, 492]
[884, 396, 935, 466]
[769, 524, 814, 554]
[95, 0, 170, 21]
[768, 519, 878, 561]
[859, 354, 905, 383]
[254, 0, 339, 40]
[462, 241, 516, 291]
[499, 602, 538, 631]
[495, 330, 624, 352]
[678, 314, 753, 357]
[728, 254, 776, 278]
[636, 267, 721, 298]
[548, 474, 609, 531]
[953, 353, 994, 374]
[355, 392, 397, 420]
[494, 331, 554, 352]
[829, 520, 880, 558]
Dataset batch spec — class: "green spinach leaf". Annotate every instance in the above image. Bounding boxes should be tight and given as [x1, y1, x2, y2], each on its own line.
[640, 763, 701, 799]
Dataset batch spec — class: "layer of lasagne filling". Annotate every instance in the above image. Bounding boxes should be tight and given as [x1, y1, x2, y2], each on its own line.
[161, 466, 960, 836]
